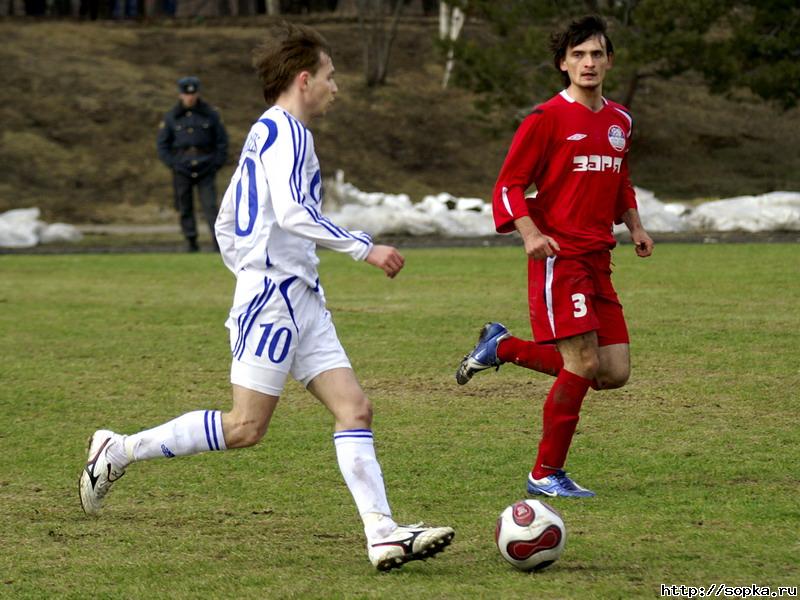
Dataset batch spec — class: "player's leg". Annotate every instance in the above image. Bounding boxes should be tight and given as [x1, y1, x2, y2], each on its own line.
[307, 367, 455, 571]
[80, 273, 292, 515]
[591, 259, 631, 390]
[307, 367, 392, 524]
[290, 289, 399, 540]
[595, 343, 630, 389]
[295, 286, 454, 570]
[173, 172, 199, 251]
[527, 333, 597, 498]
[526, 332, 597, 497]
[526, 256, 598, 498]
[126, 384, 279, 456]
[134, 271, 293, 457]
[79, 386, 279, 516]
[455, 323, 563, 384]
[497, 336, 563, 376]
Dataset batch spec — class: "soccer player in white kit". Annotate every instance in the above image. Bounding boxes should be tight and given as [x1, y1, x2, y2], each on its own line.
[79, 23, 454, 572]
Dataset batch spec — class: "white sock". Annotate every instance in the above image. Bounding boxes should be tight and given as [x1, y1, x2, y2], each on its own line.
[123, 410, 227, 463]
[362, 512, 398, 541]
[333, 429, 396, 539]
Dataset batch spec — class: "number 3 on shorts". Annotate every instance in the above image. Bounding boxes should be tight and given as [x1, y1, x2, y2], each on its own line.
[255, 322, 293, 363]
[571, 293, 587, 318]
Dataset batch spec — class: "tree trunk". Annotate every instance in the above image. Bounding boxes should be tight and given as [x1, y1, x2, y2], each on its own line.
[439, 0, 448, 39]
[622, 70, 641, 109]
[266, 0, 278, 14]
[357, 0, 405, 87]
[441, 2, 465, 89]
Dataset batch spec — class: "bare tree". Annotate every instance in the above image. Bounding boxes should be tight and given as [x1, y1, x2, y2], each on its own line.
[355, 0, 405, 86]
[440, 1, 466, 89]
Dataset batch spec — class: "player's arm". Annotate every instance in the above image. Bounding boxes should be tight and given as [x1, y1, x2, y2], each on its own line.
[619, 208, 653, 257]
[364, 245, 405, 278]
[614, 158, 653, 257]
[262, 116, 374, 261]
[492, 109, 549, 234]
[514, 215, 560, 260]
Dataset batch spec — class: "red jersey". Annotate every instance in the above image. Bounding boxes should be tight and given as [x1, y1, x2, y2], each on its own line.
[493, 90, 637, 256]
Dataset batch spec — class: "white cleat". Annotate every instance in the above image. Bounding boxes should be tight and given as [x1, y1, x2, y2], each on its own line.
[368, 523, 455, 571]
[79, 429, 126, 515]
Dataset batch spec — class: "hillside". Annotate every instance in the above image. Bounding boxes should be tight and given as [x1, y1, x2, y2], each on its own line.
[1, 17, 799, 224]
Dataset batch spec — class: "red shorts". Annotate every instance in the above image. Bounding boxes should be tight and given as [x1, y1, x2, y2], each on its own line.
[528, 250, 629, 346]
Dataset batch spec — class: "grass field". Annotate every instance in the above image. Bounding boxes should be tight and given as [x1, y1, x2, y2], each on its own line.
[1, 245, 798, 599]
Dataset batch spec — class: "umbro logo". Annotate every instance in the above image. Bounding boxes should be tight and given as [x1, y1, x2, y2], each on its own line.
[566, 133, 587, 141]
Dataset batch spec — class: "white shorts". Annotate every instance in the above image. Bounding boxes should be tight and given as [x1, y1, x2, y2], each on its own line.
[226, 271, 351, 396]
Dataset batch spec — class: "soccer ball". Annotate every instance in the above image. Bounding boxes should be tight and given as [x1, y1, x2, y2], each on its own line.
[495, 499, 566, 571]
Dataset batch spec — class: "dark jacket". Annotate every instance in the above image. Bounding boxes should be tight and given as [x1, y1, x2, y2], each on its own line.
[156, 98, 228, 178]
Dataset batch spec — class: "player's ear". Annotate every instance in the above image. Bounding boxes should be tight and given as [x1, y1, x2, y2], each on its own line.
[297, 70, 310, 90]
[606, 51, 614, 69]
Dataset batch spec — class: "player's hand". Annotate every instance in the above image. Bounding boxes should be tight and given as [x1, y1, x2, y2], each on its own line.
[632, 231, 654, 257]
[366, 245, 405, 278]
[523, 232, 560, 260]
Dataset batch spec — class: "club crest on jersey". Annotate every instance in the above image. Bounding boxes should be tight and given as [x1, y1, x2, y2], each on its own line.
[607, 125, 626, 151]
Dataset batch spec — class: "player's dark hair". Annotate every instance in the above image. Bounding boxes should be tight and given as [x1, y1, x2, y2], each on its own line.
[549, 15, 614, 87]
[253, 22, 332, 105]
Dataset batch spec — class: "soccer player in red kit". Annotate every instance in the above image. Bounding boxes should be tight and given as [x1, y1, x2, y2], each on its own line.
[456, 15, 654, 498]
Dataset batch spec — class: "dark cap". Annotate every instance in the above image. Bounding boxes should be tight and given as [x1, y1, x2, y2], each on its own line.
[177, 76, 200, 94]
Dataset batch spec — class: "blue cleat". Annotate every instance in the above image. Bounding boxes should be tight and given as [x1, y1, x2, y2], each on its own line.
[527, 470, 596, 498]
[455, 322, 510, 385]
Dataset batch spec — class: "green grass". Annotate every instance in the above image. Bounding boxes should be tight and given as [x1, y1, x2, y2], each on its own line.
[1, 245, 798, 599]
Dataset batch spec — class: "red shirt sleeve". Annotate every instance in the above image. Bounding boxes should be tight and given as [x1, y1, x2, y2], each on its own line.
[492, 109, 551, 233]
[614, 156, 638, 224]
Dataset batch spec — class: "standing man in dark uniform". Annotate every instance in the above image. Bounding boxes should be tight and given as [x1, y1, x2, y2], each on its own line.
[157, 76, 228, 252]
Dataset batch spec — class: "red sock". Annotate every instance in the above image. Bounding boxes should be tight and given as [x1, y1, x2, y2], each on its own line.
[532, 370, 592, 479]
[497, 336, 563, 376]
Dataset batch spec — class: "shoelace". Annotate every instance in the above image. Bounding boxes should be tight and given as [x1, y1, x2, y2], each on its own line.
[553, 470, 581, 491]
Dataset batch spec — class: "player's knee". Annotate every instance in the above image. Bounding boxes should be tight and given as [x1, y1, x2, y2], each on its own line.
[563, 349, 600, 380]
[224, 415, 269, 448]
[338, 394, 373, 429]
[352, 395, 374, 428]
[595, 367, 629, 390]
[577, 354, 601, 380]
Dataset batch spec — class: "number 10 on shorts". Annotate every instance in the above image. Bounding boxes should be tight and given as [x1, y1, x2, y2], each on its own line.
[255, 323, 293, 363]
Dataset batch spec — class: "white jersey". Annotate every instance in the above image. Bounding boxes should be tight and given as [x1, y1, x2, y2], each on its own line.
[215, 105, 373, 288]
